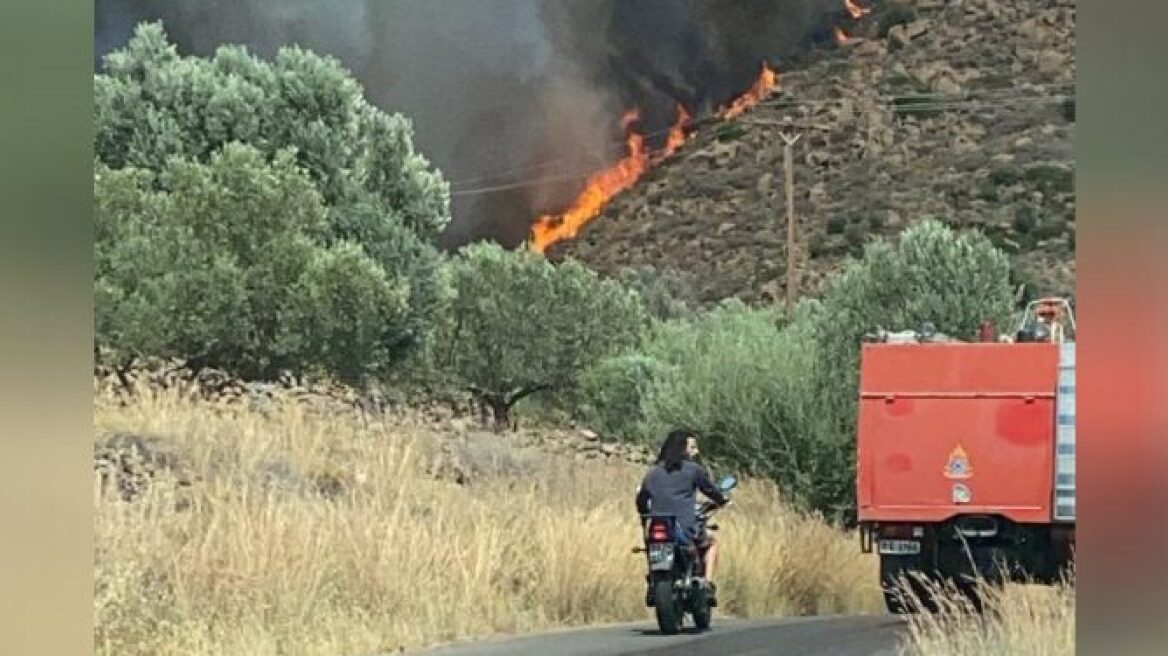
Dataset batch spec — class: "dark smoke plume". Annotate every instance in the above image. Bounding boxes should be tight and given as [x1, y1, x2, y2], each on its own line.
[95, 0, 838, 249]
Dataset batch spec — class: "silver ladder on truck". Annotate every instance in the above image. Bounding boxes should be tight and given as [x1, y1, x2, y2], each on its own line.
[1054, 341, 1075, 522]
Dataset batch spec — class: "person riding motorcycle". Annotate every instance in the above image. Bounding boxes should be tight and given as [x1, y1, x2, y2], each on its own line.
[635, 429, 730, 605]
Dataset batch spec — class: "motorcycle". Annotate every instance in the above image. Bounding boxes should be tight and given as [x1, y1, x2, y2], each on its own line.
[633, 475, 737, 634]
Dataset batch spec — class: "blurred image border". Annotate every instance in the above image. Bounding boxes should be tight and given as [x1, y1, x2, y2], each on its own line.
[2, 1, 1168, 654]
[0, 2, 95, 654]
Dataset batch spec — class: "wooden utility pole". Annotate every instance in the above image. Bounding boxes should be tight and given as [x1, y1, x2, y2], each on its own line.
[778, 129, 802, 319]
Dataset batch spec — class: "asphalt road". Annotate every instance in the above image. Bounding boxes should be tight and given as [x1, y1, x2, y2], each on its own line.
[404, 614, 907, 656]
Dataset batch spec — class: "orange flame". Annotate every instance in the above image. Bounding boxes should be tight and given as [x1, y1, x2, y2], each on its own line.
[530, 111, 649, 252]
[618, 108, 640, 132]
[833, 25, 851, 46]
[844, 0, 871, 20]
[658, 104, 692, 161]
[719, 63, 779, 120]
[529, 65, 777, 253]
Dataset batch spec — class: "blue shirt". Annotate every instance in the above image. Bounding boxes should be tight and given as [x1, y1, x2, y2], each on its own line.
[635, 460, 727, 535]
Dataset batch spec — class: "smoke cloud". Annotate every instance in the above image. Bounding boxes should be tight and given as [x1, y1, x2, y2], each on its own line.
[94, 0, 839, 249]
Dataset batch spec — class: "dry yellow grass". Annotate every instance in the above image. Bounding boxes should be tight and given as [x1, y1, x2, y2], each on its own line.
[95, 387, 881, 655]
[900, 576, 1075, 656]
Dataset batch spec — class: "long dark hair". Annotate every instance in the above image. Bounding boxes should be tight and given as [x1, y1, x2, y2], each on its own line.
[657, 429, 694, 472]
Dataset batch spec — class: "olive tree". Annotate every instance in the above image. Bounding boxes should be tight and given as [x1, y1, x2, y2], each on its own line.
[812, 218, 1015, 405]
[96, 145, 415, 384]
[95, 21, 449, 241]
[443, 243, 649, 429]
[94, 22, 451, 382]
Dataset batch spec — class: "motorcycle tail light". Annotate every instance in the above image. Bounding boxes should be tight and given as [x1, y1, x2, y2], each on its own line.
[648, 521, 670, 542]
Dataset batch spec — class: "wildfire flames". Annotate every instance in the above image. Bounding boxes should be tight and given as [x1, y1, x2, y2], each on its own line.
[526, 0, 870, 253]
[529, 64, 777, 253]
[833, 25, 851, 46]
[719, 63, 779, 120]
[837, 0, 869, 45]
[660, 104, 691, 158]
[844, 0, 871, 20]
[529, 109, 652, 252]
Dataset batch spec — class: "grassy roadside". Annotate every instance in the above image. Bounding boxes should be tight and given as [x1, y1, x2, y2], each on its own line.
[899, 576, 1076, 655]
[94, 387, 881, 655]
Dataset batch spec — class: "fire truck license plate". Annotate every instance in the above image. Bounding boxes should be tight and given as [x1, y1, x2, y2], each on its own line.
[878, 539, 921, 555]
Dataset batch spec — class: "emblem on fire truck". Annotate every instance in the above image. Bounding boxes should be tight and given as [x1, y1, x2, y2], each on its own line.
[944, 445, 972, 479]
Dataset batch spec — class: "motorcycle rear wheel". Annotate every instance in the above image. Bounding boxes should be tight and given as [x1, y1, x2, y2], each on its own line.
[652, 575, 681, 635]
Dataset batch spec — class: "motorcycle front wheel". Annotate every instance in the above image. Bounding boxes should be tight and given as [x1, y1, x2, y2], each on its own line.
[690, 582, 711, 631]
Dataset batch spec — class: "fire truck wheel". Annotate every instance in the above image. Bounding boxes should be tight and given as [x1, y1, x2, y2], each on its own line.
[880, 554, 937, 614]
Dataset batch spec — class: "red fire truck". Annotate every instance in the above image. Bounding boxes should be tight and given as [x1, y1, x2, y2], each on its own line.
[856, 298, 1076, 612]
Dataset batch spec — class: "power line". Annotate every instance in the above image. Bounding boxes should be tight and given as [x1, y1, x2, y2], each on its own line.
[448, 88, 1062, 188]
[451, 171, 612, 197]
[447, 93, 1072, 199]
[752, 87, 1073, 110]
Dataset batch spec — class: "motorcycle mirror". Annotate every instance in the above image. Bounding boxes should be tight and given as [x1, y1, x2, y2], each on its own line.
[718, 475, 738, 492]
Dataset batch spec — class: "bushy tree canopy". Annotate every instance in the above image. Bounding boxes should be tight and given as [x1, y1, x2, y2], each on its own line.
[95, 21, 449, 241]
[94, 22, 450, 383]
[580, 301, 843, 511]
[96, 145, 425, 383]
[811, 218, 1016, 431]
[615, 266, 696, 321]
[442, 243, 649, 428]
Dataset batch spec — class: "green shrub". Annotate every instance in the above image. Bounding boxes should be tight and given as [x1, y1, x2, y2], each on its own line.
[715, 123, 746, 142]
[95, 146, 427, 384]
[892, 94, 942, 119]
[989, 166, 1022, 187]
[809, 232, 831, 258]
[844, 220, 870, 256]
[94, 22, 450, 382]
[616, 266, 696, 321]
[577, 354, 669, 438]
[884, 74, 925, 93]
[1032, 215, 1069, 242]
[443, 243, 649, 429]
[977, 74, 1015, 91]
[1013, 205, 1039, 235]
[977, 181, 999, 202]
[96, 22, 450, 242]
[1024, 164, 1074, 195]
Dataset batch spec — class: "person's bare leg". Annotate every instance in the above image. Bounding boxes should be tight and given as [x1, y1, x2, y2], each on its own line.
[703, 540, 719, 584]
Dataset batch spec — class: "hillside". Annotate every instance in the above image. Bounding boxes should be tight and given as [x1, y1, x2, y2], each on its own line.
[549, 0, 1075, 306]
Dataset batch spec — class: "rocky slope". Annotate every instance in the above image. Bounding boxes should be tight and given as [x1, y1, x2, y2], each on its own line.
[549, 0, 1075, 306]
